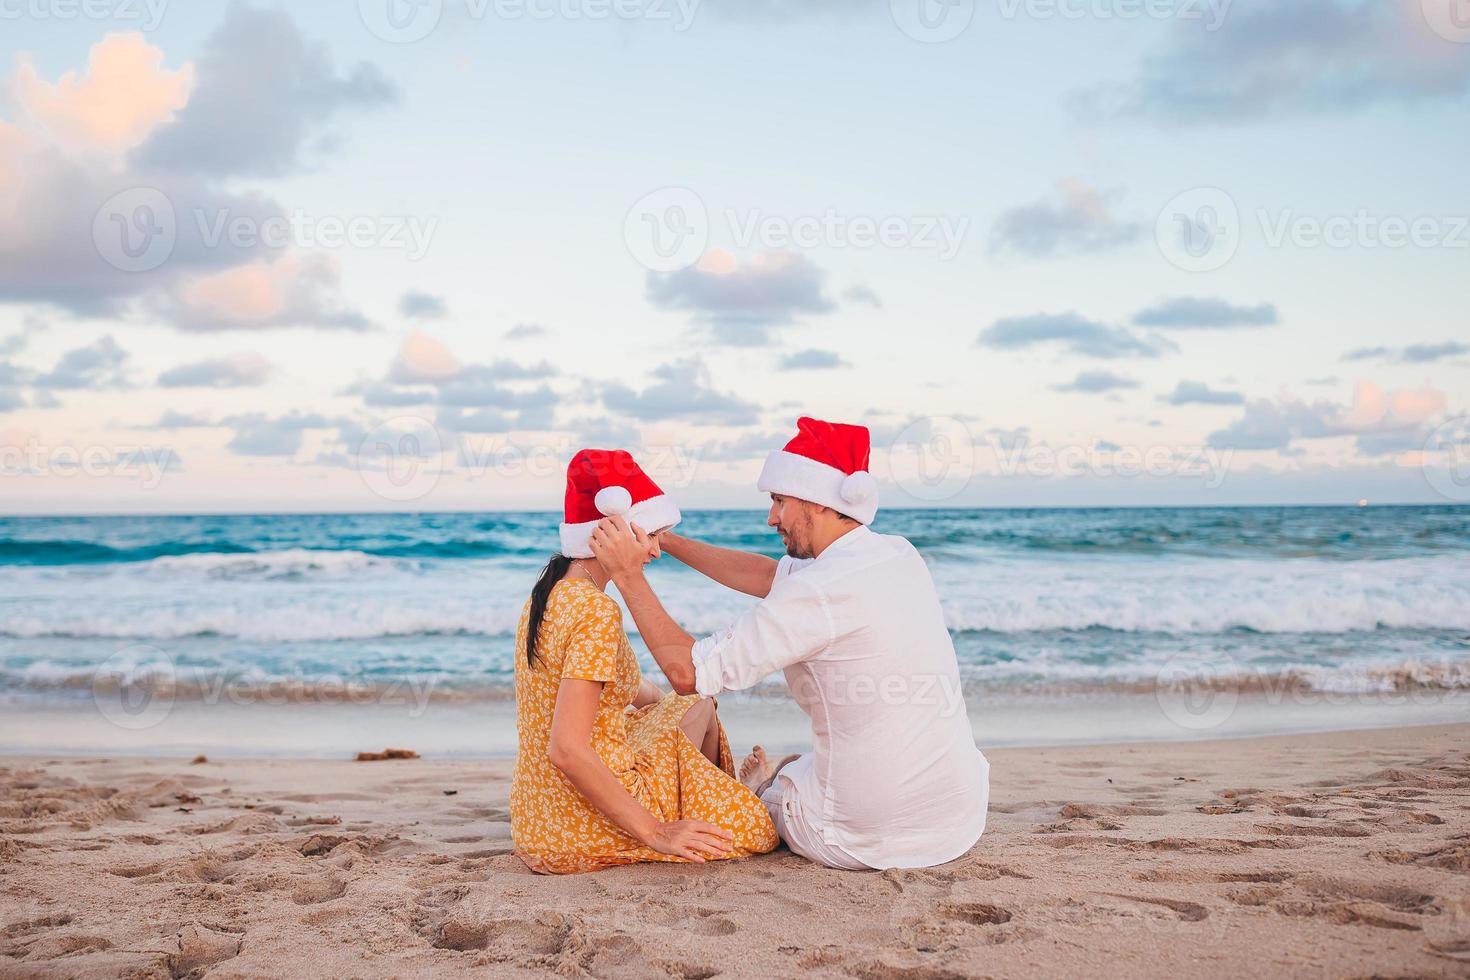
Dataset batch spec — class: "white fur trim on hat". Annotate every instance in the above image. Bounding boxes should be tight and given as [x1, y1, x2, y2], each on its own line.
[757, 450, 878, 525]
[559, 493, 682, 558]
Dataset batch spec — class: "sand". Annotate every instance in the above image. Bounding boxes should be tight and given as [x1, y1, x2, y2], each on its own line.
[2, 724, 1467, 979]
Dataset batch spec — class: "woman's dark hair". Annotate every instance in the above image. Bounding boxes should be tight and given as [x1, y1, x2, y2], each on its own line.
[525, 554, 573, 666]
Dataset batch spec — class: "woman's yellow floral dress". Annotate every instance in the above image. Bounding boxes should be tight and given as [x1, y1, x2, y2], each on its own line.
[510, 578, 778, 874]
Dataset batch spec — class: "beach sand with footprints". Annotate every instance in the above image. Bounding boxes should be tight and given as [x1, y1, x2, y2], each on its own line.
[2, 724, 1468, 978]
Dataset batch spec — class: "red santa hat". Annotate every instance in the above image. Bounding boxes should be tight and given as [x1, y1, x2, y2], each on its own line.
[757, 417, 879, 525]
[560, 449, 681, 558]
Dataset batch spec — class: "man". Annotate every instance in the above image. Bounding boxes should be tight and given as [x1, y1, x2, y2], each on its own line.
[588, 416, 989, 871]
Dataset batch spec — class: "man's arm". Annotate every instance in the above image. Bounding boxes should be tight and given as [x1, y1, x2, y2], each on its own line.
[661, 531, 778, 599]
[589, 518, 699, 694]
[590, 516, 832, 699]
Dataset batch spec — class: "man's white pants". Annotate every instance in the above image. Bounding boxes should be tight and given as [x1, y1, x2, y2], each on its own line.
[757, 754, 871, 871]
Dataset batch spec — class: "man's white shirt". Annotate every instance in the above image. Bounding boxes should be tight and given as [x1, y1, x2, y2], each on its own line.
[691, 525, 989, 869]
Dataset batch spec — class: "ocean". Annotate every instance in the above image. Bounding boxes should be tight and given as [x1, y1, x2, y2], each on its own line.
[3, 505, 1468, 755]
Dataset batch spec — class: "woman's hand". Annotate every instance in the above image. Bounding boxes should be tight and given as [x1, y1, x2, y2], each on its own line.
[643, 819, 735, 863]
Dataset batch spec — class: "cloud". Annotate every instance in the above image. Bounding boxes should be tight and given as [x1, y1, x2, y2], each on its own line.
[384, 331, 554, 390]
[645, 250, 835, 345]
[157, 352, 272, 388]
[989, 179, 1142, 258]
[1132, 297, 1279, 329]
[1164, 381, 1245, 406]
[398, 290, 447, 319]
[1206, 401, 1339, 451]
[0, 314, 45, 356]
[602, 356, 760, 425]
[1207, 381, 1447, 453]
[344, 381, 434, 407]
[0, 42, 280, 316]
[0, 388, 24, 412]
[504, 322, 546, 340]
[778, 349, 849, 371]
[224, 411, 336, 457]
[10, 34, 194, 153]
[560, 415, 641, 449]
[141, 410, 216, 429]
[34, 335, 129, 389]
[135, 3, 396, 178]
[437, 377, 558, 410]
[1343, 341, 1470, 363]
[694, 429, 788, 463]
[1052, 370, 1139, 393]
[1087, 0, 1470, 124]
[438, 403, 556, 433]
[0, 14, 375, 330]
[0, 362, 32, 387]
[352, 332, 558, 428]
[388, 331, 460, 383]
[977, 312, 1176, 359]
[159, 254, 371, 332]
[1402, 341, 1470, 362]
[843, 285, 882, 308]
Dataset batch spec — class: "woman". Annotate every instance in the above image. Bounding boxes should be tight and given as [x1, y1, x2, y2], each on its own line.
[509, 449, 779, 874]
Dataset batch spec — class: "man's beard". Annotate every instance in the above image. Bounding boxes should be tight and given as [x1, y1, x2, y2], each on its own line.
[781, 529, 813, 559]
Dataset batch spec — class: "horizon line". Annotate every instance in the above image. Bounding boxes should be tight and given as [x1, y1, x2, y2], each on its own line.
[1, 500, 1462, 520]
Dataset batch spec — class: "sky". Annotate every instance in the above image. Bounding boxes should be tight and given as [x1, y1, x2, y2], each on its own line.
[1, 0, 1468, 514]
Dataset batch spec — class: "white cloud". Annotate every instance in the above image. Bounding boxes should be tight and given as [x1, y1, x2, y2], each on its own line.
[135, 4, 395, 178]
[157, 352, 272, 388]
[645, 250, 835, 346]
[602, 356, 760, 425]
[1208, 381, 1448, 454]
[978, 312, 1176, 359]
[989, 179, 1142, 258]
[10, 34, 194, 153]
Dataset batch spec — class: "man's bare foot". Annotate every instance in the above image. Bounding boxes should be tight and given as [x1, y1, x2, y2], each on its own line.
[739, 746, 771, 790]
[739, 746, 800, 796]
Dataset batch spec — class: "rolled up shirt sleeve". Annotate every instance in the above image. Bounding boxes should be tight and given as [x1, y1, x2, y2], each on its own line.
[691, 573, 833, 696]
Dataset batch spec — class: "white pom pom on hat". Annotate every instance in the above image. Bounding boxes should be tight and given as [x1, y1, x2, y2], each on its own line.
[594, 485, 633, 517]
[840, 470, 877, 504]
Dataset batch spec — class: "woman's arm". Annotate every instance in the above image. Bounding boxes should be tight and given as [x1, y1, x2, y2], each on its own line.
[547, 678, 732, 862]
[661, 531, 778, 599]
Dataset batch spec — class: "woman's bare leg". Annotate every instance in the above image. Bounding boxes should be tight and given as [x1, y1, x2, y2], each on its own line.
[678, 698, 721, 766]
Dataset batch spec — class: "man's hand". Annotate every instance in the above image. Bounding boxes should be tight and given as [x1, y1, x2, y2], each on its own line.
[588, 515, 651, 581]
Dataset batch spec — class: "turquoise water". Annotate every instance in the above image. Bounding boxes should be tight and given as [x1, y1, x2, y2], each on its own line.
[1, 506, 1468, 704]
